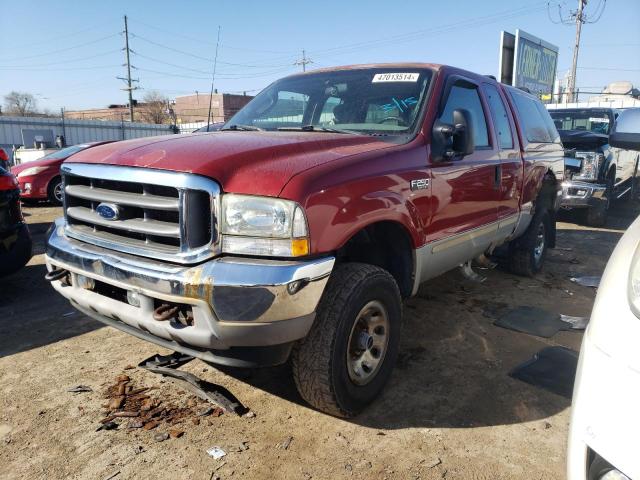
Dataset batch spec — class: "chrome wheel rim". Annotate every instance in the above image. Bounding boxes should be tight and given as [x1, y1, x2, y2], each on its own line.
[346, 300, 390, 386]
[533, 222, 546, 263]
[53, 182, 63, 202]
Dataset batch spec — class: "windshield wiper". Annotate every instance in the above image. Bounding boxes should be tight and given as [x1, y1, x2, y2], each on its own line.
[277, 125, 358, 135]
[221, 124, 263, 131]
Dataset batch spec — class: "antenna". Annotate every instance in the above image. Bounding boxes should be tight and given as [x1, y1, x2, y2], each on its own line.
[206, 26, 222, 130]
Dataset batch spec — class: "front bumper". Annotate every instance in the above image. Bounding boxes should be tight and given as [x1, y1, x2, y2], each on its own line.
[561, 180, 606, 209]
[45, 218, 335, 367]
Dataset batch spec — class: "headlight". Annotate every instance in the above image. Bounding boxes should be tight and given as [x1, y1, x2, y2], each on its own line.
[575, 152, 603, 181]
[628, 242, 640, 319]
[221, 194, 309, 257]
[17, 166, 49, 178]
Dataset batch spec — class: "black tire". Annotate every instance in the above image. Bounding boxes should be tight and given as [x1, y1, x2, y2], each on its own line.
[507, 209, 551, 277]
[47, 176, 63, 205]
[584, 199, 607, 227]
[292, 263, 402, 417]
[588, 455, 622, 479]
[0, 224, 32, 277]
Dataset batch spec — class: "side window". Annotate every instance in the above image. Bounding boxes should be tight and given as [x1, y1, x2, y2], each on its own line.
[484, 84, 514, 149]
[318, 96, 342, 124]
[510, 91, 554, 143]
[439, 83, 489, 148]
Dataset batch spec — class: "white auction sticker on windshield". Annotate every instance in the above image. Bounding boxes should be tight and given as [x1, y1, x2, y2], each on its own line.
[589, 117, 609, 123]
[372, 73, 419, 83]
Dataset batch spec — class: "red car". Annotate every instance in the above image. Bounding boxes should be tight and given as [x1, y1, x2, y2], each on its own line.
[0, 166, 31, 276]
[11, 142, 112, 205]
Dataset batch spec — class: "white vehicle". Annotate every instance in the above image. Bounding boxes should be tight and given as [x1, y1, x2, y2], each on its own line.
[567, 108, 640, 479]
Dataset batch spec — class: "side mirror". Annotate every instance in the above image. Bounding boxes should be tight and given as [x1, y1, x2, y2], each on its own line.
[431, 108, 475, 162]
[609, 108, 640, 151]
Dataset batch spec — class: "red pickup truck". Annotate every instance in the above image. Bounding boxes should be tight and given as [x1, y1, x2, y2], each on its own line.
[45, 64, 564, 416]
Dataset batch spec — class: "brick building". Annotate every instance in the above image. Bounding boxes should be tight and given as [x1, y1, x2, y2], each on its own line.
[173, 92, 253, 124]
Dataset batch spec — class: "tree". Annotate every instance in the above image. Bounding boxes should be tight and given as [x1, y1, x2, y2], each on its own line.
[3, 91, 38, 116]
[140, 91, 171, 124]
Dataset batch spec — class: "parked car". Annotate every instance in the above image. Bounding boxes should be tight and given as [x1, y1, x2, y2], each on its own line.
[567, 108, 640, 480]
[44, 64, 564, 416]
[0, 166, 32, 276]
[548, 107, 640, 226]
[193, 122, 225, 133]
[0, 148, 9, 170]
[11, 142, 113, 205]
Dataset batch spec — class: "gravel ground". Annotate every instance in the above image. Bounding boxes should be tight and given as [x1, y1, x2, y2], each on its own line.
[0, 202, 636, 480]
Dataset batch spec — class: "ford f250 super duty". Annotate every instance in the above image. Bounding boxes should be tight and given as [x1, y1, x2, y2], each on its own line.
[549, 107, 640, 226]
[45, 64, 564, 417]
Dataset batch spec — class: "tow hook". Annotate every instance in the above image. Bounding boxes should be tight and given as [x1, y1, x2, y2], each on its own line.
[152, 303, 194, 326]
[45, 268, 69, 282]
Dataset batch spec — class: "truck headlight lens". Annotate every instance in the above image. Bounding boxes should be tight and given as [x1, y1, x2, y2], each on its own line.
[575, 152, 603, 181]
[628, 242, 640, 319]
[221, 194, 309, 257]
[17, 166, 49, 178]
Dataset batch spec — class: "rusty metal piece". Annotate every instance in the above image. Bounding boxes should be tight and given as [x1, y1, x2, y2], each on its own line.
[108, 396, 125, 410]
[153, 304, 179, 321]
[115, 375, 130, 383]
[128, 420, 144, 429]
[142, 420, 160, 430]
[169, 429, 184, 439]
[117, 384, 126, 395]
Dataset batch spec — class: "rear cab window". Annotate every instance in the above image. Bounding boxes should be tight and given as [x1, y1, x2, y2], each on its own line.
[506, 87, 560, 147]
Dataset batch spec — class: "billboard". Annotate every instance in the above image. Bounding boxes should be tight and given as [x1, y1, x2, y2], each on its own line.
[499, 29, 559, 102]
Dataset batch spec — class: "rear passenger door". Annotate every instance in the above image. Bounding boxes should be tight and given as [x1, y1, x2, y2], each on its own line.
[482, 83, 522, 220]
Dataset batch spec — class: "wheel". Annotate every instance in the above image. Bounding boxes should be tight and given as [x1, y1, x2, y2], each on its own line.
[507, 208, 551, 277]
[0, 224, 32, 277]
[584, 199, 607, 227]
[47, 176, 63, 205]
[292, 263, 402, 417]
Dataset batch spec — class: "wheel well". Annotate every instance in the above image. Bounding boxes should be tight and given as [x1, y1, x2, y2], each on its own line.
[335, 221, 413, 298]
[48, 175, 61, 191]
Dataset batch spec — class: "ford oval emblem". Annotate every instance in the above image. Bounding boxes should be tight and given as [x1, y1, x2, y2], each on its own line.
[96, 203, 120, 221]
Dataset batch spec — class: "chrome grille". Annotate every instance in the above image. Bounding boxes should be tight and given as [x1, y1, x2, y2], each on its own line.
[61, 163, 220, 264]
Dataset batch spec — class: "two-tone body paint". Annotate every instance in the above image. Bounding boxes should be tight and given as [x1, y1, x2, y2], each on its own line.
[63, 64, 562, 281]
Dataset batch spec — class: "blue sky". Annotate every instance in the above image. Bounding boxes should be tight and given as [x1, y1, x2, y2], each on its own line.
[0, 0, 638, 111]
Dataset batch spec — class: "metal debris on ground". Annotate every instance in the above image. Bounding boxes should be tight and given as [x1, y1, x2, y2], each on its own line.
[569, 275, 601, 288]
[559, 314, 589, 330]
[138, 352, 245, 416]
[67, 385, 92, 393]
[207, 446, 227, 459]
[277, 436, 293, 450]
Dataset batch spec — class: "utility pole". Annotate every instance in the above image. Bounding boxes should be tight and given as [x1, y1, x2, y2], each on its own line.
[567, 0, 587, 103]
[123, 15, 135, 122]
[294, 49, 312, 72]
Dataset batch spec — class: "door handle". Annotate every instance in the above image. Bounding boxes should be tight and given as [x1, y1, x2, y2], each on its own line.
[494, 165, 502, 190]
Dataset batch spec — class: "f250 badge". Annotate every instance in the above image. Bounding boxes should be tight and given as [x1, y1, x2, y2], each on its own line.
[410, 179, 430, 191]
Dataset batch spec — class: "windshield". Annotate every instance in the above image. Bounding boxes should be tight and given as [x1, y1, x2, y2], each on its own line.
[225, 68, 433, 137]
[41, 144, 90, 160]
[549, 110, 613, 135]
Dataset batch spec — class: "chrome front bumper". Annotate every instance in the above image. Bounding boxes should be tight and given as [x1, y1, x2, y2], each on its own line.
[45, 218, 335, 366]
[560, 180, 606, 209]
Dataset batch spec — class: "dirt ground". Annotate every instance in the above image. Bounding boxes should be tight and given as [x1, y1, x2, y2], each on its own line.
[0, 203, 637, 480]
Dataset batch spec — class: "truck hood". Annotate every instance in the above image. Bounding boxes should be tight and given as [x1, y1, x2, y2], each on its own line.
[66, 132, 392, 196]
[559, 130, 609, 150]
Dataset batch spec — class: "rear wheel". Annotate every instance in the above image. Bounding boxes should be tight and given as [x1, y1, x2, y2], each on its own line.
[47, 176, 63, 205]
[292, 263, 402, 417]
[584, 174, 614, 227]
[507, 209, 551, 277]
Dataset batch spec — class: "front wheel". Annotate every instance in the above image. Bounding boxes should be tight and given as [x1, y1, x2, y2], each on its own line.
[292, 263, 402, 417]
[47, 177, 63, 206]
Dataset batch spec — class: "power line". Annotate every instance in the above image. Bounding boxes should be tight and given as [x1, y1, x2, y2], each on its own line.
[0, 33, 120, 62]
[0, 49, 122, 68]
[294, 50, 313, 72]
